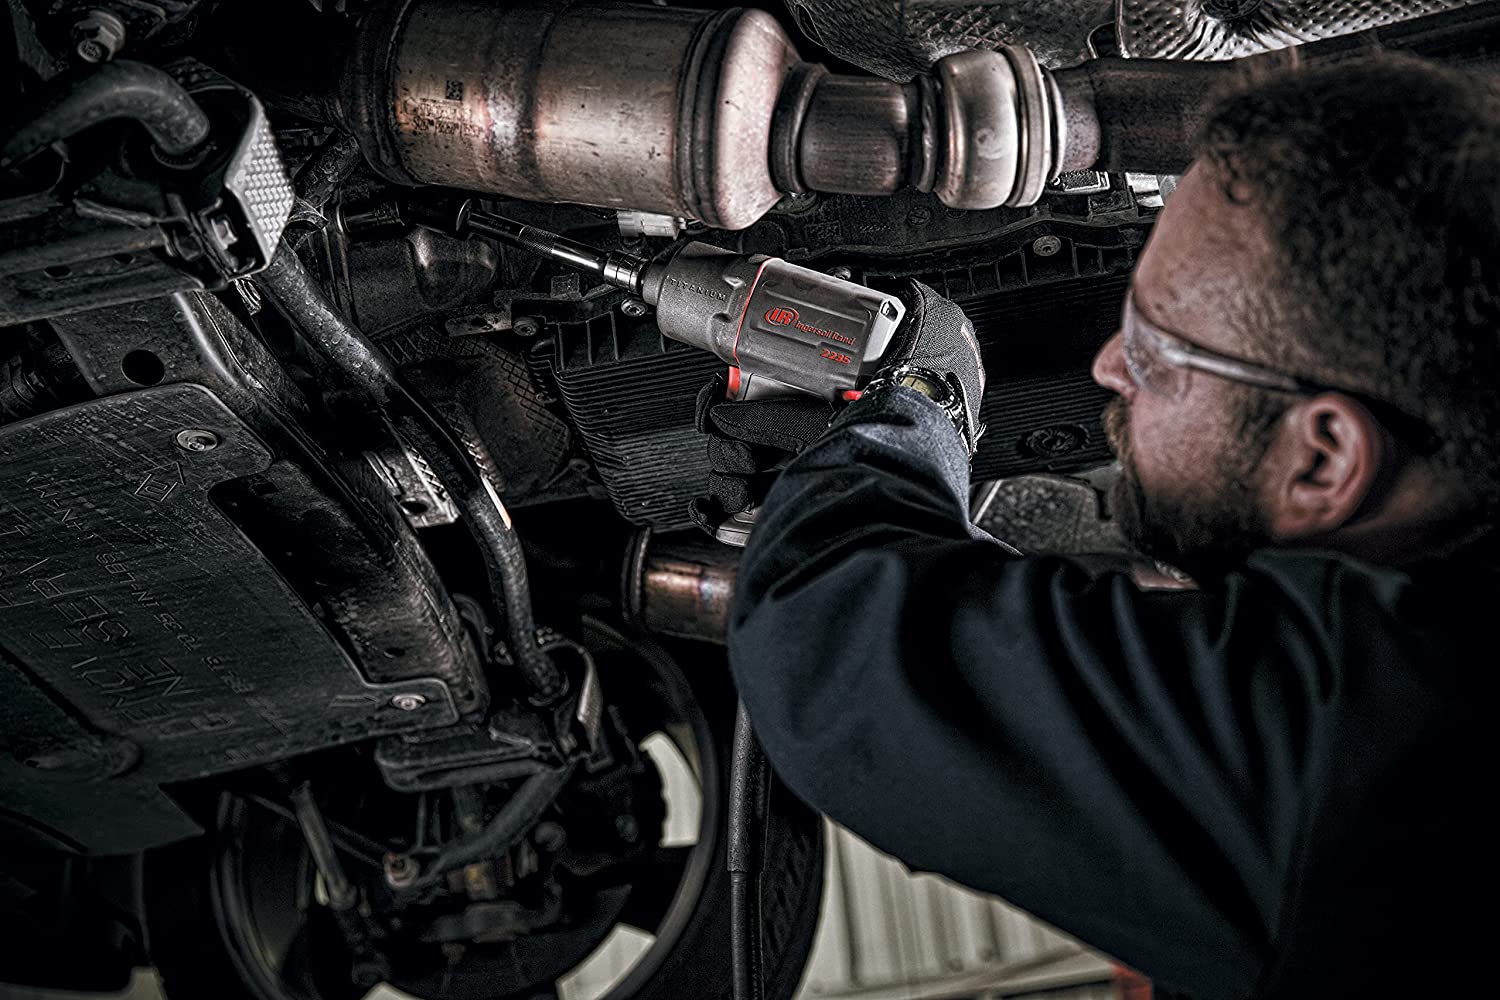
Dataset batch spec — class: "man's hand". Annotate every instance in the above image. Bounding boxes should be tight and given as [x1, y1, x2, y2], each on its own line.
[869, 280, 987, 454]
[687, 373, 834, 536]
[689, 280, 985, 537]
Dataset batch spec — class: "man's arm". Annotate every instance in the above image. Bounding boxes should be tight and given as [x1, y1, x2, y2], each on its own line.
[729, 386, 1332, 999]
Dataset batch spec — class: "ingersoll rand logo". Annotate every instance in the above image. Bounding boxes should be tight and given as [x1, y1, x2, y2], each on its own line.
[764, 304, 859, 349]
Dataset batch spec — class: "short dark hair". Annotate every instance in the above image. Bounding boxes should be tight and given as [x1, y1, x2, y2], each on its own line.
[1198, 56, 1500, 514]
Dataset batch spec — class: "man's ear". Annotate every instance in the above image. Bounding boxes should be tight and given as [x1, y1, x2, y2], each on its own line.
[1261, 393, 1386, 541]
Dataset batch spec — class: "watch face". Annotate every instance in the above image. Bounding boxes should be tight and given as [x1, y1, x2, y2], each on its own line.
[896, 370, 949, 403]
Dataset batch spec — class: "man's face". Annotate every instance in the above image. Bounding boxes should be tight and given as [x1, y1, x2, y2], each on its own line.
[1091, 166, 1281, 576]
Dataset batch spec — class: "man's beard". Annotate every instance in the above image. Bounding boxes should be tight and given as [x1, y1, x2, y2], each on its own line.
[1101, 398, 1272, 580]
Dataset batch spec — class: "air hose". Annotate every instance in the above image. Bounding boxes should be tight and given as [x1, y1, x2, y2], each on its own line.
[729, 700, 770, 1000]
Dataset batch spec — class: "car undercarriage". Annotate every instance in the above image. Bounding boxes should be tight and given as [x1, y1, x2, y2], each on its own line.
[2, 1, 1497, 997]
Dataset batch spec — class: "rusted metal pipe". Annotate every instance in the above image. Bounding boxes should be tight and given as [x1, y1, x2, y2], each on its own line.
[313, 1, 1062, 226]
[231, 1, 1500, 230]
[795, 76, 925, 196]
[337, 1, 797, 231]
[1053, 2, 1500, 174]
[622, 532, 738, 644]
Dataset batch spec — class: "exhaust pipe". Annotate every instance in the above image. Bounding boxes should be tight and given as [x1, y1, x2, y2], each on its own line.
[238, 1, 1500, 230]
[622, 532, 738, 644]
[1051, 1, 1500, 175]
[333, 0, 1065, 228]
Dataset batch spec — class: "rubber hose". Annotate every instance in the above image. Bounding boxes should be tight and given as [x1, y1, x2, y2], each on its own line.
[728, 700, 768, 1000]
[412, 762, 576, 888]
[286, 131, 363, 249]
[293, 131, 363, 212]
[256, 246, 566, 701]
[0, 60, 210, 168]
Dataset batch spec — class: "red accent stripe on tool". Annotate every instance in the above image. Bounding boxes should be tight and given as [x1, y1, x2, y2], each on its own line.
[727, 366, 742, 398]
[730, 259, 774, 367]
[841, 390, 863, 401]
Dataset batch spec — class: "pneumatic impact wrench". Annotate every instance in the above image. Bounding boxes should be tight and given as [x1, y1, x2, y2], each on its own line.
[416, 199, 908, 402]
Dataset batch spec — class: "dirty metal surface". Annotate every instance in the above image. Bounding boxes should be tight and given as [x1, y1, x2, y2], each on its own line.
[0, 384, 455, 853]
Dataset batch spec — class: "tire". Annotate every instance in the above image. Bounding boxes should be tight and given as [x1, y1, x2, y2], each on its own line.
[145, 624, 824, 1000]
[618, 636, 824, 1000]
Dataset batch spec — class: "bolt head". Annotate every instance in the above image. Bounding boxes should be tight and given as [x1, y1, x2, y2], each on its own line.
[513, 317, 541, 337]
[614, 814, 640, 844]
[384, 852, 419, 888]
[390, 693, 427, 712]
[827, 266, 853, 281]
[620, 298, 649, 319]
[73, 10, 127, 63]
[1031, 235, 1063, 257]
[175, 429, 220, 452]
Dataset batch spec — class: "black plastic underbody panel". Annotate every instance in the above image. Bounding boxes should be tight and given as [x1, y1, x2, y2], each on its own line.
[0, 384, 456, 853]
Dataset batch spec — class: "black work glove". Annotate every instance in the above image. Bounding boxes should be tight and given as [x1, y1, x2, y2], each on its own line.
[870, 280, 987, 454]
[687, 371, 834, 536]
[688, 280, 985, 537]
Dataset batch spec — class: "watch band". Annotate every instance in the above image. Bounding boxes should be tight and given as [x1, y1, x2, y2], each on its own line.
[862, 365, 978, 455]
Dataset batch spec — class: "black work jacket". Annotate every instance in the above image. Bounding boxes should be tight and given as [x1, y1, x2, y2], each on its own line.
[728, 386, 1496, 1000]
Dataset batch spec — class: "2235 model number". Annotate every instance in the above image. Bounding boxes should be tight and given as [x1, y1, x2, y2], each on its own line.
[820, 347, 852, 365]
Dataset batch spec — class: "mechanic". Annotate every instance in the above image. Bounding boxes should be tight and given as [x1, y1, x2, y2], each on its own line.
[696, 56, 1500, 1000]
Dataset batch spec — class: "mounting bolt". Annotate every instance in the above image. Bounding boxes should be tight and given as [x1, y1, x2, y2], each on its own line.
[512, 316, 541, 338]
[384, 852, 419, 889]
[1031, 235, 1063, 257]
[73, 9, 127, 63]
[175, 429, 219, 452]
[620, 298, 650, 319]
[827, 266, 853, 280]
[390, 692, 427, 712]
[614, 814, 640, 844]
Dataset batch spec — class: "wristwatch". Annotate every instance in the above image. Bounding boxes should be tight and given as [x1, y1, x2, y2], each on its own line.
[862, 365, 980, 454]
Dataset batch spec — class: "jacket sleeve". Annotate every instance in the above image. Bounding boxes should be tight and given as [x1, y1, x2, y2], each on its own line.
[728, 386, 1333, 1000]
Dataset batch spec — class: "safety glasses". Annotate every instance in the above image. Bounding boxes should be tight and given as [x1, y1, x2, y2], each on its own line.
[1119, 290, 1443, 456]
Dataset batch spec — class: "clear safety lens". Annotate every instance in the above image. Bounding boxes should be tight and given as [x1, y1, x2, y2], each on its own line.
[1121, 293, 1188, 399]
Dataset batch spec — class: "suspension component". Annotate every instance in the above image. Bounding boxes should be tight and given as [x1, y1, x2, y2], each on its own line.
[290, 782, 358, 911]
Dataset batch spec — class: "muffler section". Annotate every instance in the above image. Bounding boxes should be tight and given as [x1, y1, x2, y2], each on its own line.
[340, 1, 798, 231]
[301, 1, 1500, 230]
[331, 0, 1062, 228]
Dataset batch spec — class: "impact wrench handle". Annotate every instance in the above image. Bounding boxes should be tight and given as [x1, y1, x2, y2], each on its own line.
[416, 200, 907, 401]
